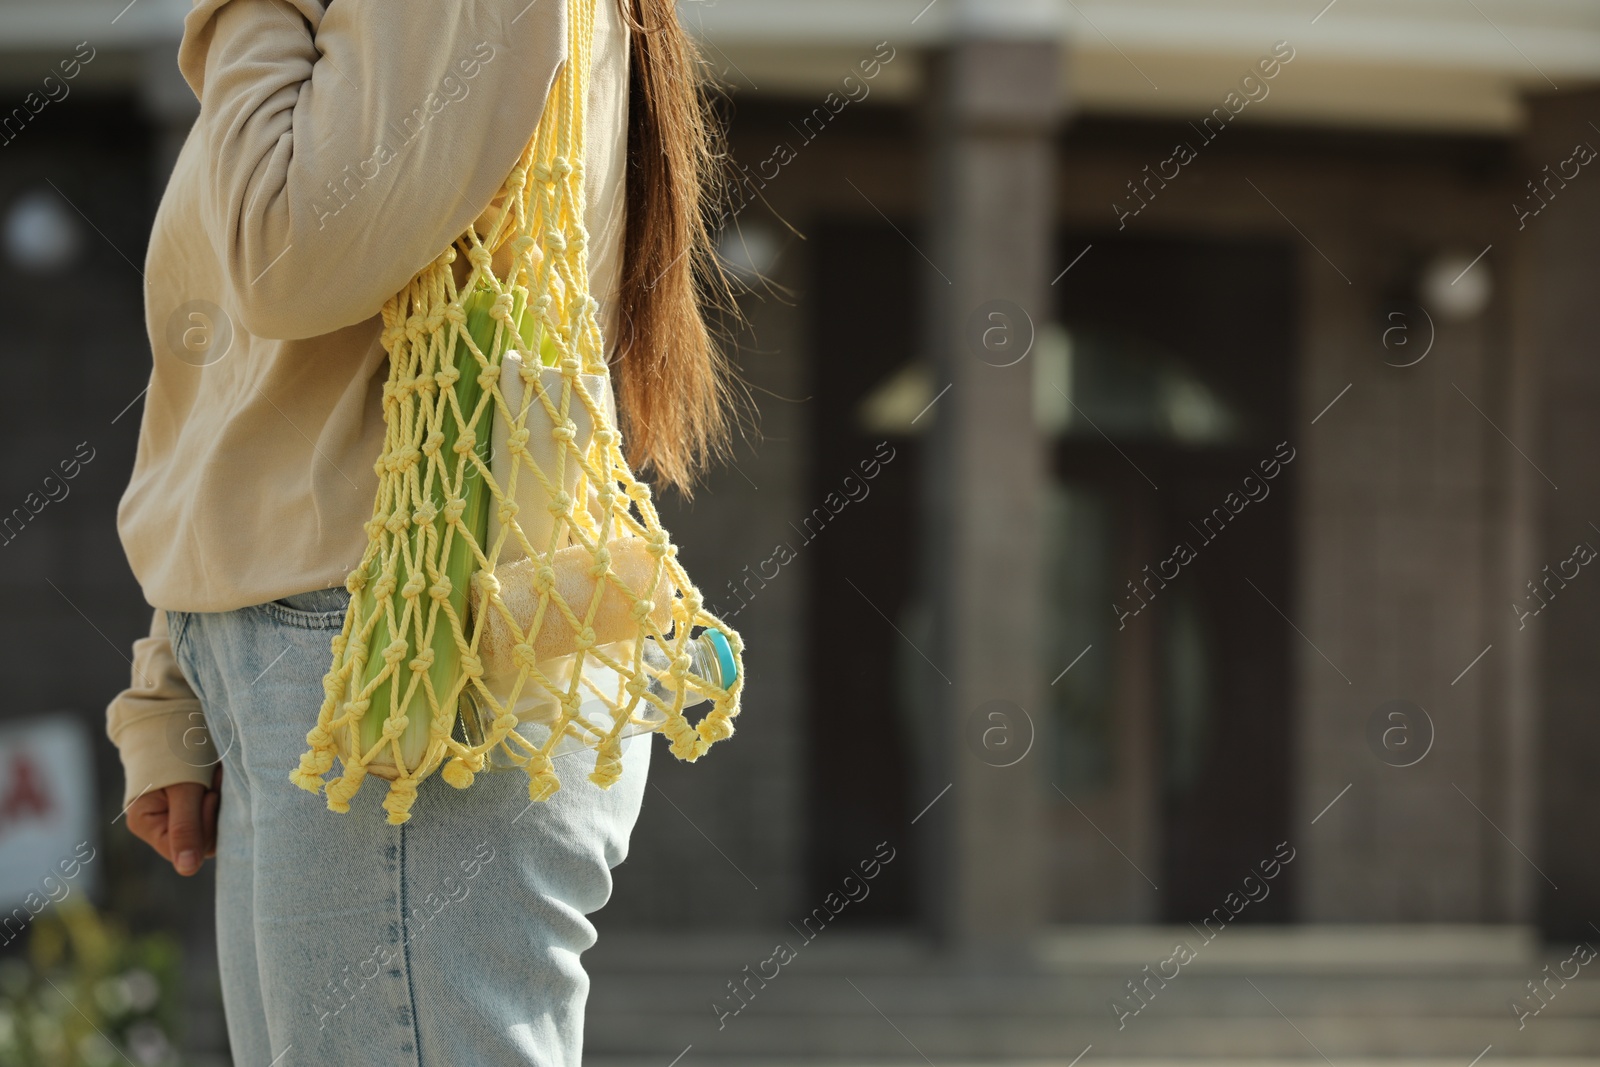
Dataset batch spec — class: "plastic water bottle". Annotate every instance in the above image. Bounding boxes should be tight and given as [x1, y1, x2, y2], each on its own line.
[637, 629, 738, 711]
[457, 629, 737, 767]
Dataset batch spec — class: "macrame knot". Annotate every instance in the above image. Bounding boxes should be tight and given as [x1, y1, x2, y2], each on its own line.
[410, 502, 437, 527]
[699, 709, 735, 744]
[326, 765, 367, 813]
[531, 163, 553, 184]
[547, 491, 573, 515]
[467, 246, 493, 271]
[528, 751, 560, 799]
[511, 234, 535, 260]
[372, 574, 398, 600]
[384, 507, 410, 534]
[305, 725, 333, 749]
[534, 294, 553, 314]
[508, 427, 530, 454]
[645, 531, 669, 557]
[459, 653, 484, 680]
[588, 740, 622, 789]
[292, 746, 333, 786]
[381, 716, 408, 740]
[401, 572, 427, 599]
[442, 758, 476, 790]
[681, 594, 702, 615]
[631, 599, 656, 620]
[491, 292, 516, 322]
[528, 769, 561, 803]
[431, 575, 453, 599]
[552, 157, 573, 177]
[477, 570, 501, 601]
[382, 639, 409, 666]
[573, 626, 597, 651]
[453, 430, 477, 455]
[532, 565, 556, 593]
[422, 431, 445, 455]
[512, 643, 538, 670]
[496, 500, 520, 525]
[544, 229, 567, 254]
[594, 429, 617, 447]
[664, 717, 700, 760]
[443, 497, 467, 522]
[568, 233, 587, 255]
[629, 482, 653, 504]
[404, 314, 427, 344]
[560, 356, 581, 375]
[551, 423, 576, 442]
[625, 675, 648, 697]
[443, 303, 467, 327]
[436, 363, 461, 388]
[408, 646, 436, 673]
[588, 546, 611, 573]
[382, 778, 419, 825]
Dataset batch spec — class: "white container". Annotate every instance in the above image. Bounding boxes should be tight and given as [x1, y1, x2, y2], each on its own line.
[486, 352, 614, 565]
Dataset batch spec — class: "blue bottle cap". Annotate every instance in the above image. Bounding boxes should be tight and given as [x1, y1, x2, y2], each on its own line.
[703, 628, 738, 690]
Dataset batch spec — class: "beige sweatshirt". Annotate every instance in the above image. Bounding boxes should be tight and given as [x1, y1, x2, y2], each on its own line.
[105, 0, 630, 807]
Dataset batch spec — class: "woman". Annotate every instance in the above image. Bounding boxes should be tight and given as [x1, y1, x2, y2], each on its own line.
[104, 0, 729, 1061]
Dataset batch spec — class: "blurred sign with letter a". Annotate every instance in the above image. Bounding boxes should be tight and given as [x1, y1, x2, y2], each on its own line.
[0, 716, 96, 912]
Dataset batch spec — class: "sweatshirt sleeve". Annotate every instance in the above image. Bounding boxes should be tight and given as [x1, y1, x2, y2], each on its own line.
[105, 609, 216, 810]
[178, 0, 568, 340]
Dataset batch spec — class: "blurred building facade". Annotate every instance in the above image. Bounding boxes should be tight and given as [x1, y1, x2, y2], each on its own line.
[3, 0, 1600, 1062]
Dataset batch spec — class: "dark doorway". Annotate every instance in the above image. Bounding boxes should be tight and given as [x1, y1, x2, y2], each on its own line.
[1048, 233, 1298, 922]
[801, 220, 920, 923]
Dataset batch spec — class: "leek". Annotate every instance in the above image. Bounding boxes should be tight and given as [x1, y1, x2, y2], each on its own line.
[351, 284, 533, 768]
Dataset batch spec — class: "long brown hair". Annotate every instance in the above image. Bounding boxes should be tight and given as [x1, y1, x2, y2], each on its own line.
[612, 0, 731, 494]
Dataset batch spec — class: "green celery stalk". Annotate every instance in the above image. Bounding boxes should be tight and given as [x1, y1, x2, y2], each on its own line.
[354, 287, 501, 768]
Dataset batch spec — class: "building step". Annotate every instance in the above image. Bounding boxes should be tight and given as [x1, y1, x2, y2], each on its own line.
[584, 927, 1600, 1061]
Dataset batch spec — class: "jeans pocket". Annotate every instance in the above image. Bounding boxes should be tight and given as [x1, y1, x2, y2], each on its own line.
[261, 586, 352, 628]
[165, 609, 194, 665]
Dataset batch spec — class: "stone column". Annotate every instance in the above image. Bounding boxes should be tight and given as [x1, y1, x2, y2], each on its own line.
[1518, 88, 1600, 938]
[918, 3, 1063, 950]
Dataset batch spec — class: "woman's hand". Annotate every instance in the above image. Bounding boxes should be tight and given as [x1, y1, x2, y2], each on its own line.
[127, 765, 222, 876]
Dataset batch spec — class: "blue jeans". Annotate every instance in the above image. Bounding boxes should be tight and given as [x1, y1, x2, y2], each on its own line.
[166, 585, 651, 1066]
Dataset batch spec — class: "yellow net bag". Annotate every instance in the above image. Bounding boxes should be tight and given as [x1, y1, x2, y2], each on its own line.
[289, 0, 744, 825]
